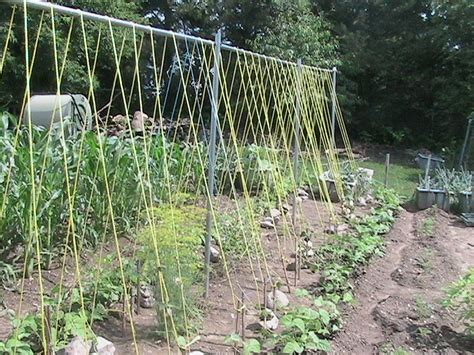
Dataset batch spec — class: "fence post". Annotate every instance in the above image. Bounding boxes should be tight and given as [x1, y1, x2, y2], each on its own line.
[292, 58, 303, 226]
[384, 153, 390, 187]
[459, 118, 473, 169]
[204, 29, 221, 298]
[331, 67, 337, 149]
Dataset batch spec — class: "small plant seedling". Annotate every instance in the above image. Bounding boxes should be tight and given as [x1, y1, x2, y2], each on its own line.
[415, 296, 433, 319]
[421, 216, 436, 238]
[419, 249, 433, 271]
[417, 327, 433, 337]
[392, 348, 411, 355]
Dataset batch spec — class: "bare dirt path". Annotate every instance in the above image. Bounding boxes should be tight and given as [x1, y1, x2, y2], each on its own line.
[332, 208, 474, 354]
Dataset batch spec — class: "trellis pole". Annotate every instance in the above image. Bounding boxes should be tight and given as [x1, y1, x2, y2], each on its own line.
[292, 59, 303, 286]
[331, 67, 337, 148]
[459, 118, 473, 169]
[204, 29, 221, 298]
[292, 58, 303, 225]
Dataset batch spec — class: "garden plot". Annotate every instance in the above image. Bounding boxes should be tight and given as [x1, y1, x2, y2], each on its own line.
[332, 208, 474, 354]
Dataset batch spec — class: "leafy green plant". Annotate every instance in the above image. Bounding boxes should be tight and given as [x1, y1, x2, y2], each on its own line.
[0, 313, 40, 354]
[443, 268, 474, 335]
[272, 297, 340, 353]
[224, 333, 261, 354]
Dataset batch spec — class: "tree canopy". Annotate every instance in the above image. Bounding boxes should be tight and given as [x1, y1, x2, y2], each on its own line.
[0, 0, 472, 150]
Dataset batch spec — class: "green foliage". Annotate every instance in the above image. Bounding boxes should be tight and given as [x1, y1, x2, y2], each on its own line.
[250, 1, 339, 68]
[414, 296, 433, 319]
[0, 1, 146, 113]
[310, 187, 400, 297]
[444, 268, 474, 335]
[224, 333, 261, 354]
[273, 297, 339, 353]
[215, 206, 258, 259]
[359, 160, 419, 201]
[0, 111, 204, 276]
[217, 144, 277, 194]
[421, 216, 436, 238]
[138, 205, 206, 336]
[316, 0, 474, 149]
[0, 314, 39, 354]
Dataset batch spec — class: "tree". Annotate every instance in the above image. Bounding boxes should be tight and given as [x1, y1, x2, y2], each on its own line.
[314, 0, 474, 149]
[250, 1, 339, 68]
[0, 0, 146, 114]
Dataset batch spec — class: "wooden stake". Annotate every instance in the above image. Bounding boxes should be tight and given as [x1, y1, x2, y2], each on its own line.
[235, 299, 240, 334]
[122, 292, 127, 335]
[241, 291, 245, 341]
[263, 279, 267, 309]
[272, 285, 277, 313]
[384, 153, 390, 187]
[136, 260, 141, 315]
[45, 305, 52, 355]
[293, 253, 298, 287]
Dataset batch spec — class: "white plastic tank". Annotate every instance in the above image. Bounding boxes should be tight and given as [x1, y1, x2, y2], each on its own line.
[22, 94, 93, 134]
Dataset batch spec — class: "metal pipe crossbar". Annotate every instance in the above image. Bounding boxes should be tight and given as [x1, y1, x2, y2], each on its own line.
[5, 0, 335, 73]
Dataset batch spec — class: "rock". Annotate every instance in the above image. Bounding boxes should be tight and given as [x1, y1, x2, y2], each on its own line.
[359, 168, 374, 181]
[286, 262, 296, 271]
[306, 240, 313, 248]
[282, 203, 292, 213]
[301, 195, 309, 201]
[296, 188, 309, 197]
[60, 336, 91, 355]
[342, 206, 352, 216]
[306, 249, 314, 257]
[366, 194, 374, 203]
[336, 224, 350, 234]
[112, 114, 127, 124]
[94, 336, 115, 355]
[210, 245, 220, 263]
[270, 208, 281, 219]
[267, 290, 289, 309]
[190, 352, 205, 355]
[325, 223, 350, 235]
[260, 218, 275, 229]
[140, 284, 153, 299]
[260, 309, 279, 330]
[132, 111, 148, 132]
[292, 196, 303, 205]
[139, 284, 155, 309]
[356, 197, 367, 206]
[140, 296, 154, 309]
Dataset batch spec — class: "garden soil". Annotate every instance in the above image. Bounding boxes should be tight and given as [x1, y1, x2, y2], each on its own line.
[1, 201, 473, 354]
[331, 208, 474, 354]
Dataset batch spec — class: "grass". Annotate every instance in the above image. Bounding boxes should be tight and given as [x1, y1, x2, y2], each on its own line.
[360, 160, 419, 201]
